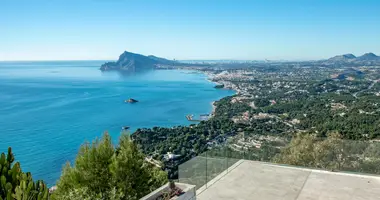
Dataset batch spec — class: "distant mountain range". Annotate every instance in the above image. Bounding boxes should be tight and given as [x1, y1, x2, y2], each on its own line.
[326, 52, 380, 64]
[100, 51, 380, 71]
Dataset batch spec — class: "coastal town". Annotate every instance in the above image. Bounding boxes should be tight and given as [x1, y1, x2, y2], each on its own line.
[132, 54, 380, 178]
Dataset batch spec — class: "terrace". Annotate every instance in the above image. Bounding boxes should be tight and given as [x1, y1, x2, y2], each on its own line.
[195, 160, 380, 200]
[142, 138, 380, 200]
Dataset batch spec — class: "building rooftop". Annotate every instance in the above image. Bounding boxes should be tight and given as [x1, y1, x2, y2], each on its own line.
[196, 160, 380, 200]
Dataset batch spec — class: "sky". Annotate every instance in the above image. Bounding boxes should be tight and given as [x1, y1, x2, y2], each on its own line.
[1, 0, 380, 61]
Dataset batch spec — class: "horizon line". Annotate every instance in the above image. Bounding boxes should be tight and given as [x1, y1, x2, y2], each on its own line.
[0, 58, 325, 62]
[1, 51, 378, 62]
[0, 59, 112, 62]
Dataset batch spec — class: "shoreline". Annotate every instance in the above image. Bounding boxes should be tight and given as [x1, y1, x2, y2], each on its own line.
[50, 69, 235, 188]
[211, 101, 216, 116]
[201, 70, 238, 118]
[2, 66, 234, 186]
[205, 72, 220, 117]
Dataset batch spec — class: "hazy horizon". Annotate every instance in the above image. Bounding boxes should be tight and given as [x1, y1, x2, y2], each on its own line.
[0, 53, 378, 63]
[2, 0, 380, 61]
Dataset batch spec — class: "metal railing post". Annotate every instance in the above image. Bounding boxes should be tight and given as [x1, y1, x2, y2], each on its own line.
[205, 151, 208, 188]
[226, 146, 229, 173]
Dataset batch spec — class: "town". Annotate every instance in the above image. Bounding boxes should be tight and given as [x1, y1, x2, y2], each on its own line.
[133, 56, 380, 179]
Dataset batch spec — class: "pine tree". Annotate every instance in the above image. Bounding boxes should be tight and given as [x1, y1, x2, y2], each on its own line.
[52, 132, 167, 200]
[0, 147, 48, 200]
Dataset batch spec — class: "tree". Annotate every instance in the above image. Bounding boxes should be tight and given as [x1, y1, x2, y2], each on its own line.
[255, 98, 270, 107]
[273, 133, 316, 167]
[54, 187, 123, 200]
[273, 132, 349, 169]
[0, 147, 49, 200]
[273, 132, 380, 173]
[52, 132, 167, 200]
[110, 134, 167, 199]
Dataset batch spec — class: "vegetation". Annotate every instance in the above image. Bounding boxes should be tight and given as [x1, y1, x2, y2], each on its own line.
[132, 77, 380, 179]
[274, 132, 380, 174]
[255, 98, 270, 107]
[132, 64, 380, 182]
[260, 93, 380, 139]
[132, 117, 238, 179]
[51, 133, 167, 200]
[214, 84, 224, 89]
[0, 147, 49, 200]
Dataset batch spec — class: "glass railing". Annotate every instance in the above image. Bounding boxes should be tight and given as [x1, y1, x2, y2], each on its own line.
[178, 147, 240, 193]
[178, 134, 380, 193]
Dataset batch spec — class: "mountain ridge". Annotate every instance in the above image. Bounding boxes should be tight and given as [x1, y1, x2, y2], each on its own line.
[357, 53, 379, 61]
[328, 54, 356, 61]
[327, 52, 379, 61]
[324, 52, 380, 66]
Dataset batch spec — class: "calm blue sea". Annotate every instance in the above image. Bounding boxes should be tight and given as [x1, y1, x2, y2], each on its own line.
[0, 61, 234, 185]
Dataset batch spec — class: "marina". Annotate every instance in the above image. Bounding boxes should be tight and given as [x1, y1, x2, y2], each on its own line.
[186, 114, 211, 122]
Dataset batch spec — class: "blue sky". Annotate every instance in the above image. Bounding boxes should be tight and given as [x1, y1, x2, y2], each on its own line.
[1, 0, 380, 61]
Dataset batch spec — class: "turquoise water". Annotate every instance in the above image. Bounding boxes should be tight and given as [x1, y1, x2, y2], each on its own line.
[0, 61, 234, 185]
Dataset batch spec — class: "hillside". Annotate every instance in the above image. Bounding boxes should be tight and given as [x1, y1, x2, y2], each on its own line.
[328, 54, 356, 61]
[357, 53, 380, 61]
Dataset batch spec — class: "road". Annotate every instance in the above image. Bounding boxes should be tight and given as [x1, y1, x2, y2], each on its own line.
[353, 80, 377, 98]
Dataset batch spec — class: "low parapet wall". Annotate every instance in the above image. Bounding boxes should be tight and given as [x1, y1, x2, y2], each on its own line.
[140, 182, 196, 200]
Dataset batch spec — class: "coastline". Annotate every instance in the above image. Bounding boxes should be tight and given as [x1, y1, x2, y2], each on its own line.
[131, 69, 240, 182]
[211, 101, 216, 116]
[1, 65, 235, 186]
[205, 72, 219, 117]
[202, 70, 237, 118]
[178, 69, 235, 120]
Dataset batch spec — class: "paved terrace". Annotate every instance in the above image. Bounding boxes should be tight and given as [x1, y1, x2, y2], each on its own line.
[196, 160, 380, 200]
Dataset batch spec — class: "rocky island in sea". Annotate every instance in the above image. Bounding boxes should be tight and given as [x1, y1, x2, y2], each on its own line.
[125, 98, 138, 103]
[100, 51, 180, 72]
[100, 51, 210, 72]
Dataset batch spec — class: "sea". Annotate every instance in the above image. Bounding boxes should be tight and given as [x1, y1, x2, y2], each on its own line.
[0, 61, 234, 185]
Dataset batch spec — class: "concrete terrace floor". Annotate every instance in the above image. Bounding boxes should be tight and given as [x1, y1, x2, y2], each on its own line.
[196, 160, 380, 200]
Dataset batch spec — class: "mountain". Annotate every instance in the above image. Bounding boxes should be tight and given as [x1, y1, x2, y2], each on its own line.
[100, 51, 179, 71]
[357, 53, 379, 61]
[327, 54, 356, 61]
[325, 52, 380, 66]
